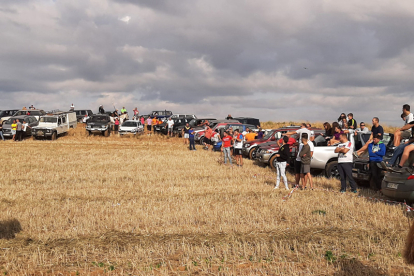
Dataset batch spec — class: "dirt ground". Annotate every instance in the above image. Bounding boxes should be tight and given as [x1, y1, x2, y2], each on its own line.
[0, 126, 413, 275]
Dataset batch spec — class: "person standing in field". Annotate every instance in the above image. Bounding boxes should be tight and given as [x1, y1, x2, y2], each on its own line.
[151, 116, 157, 133]
[233, 129, 244, 167]
[299, 133, 313, 189]
[366, 134, 386, 191]
[11, 119, 17, 141]
[189, 127, 196, 150]
[335, 133, 358, 193]
[0, 123, 4, 141]
[221, 131, 232, 165]
[183, 123, 190, 145]
[22, 120, 32, 138]
[393, 104, 413, 147]
[167, 118, 174, 137]
[244, 128, 257, 141]
[114, 118, 120, 134]
[16, 119, 23, 142]
[146, 116, 152, 134]
[274, 136, 290, 190]
[204, 126, 213, 151]
[140, 116, 145, 126]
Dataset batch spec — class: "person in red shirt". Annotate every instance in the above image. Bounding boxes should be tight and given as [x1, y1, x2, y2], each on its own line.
[221, 131, 232, 165]
[114, 118, 120, 134]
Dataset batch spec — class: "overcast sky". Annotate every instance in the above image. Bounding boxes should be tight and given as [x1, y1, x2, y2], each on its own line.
[1, 0, 414, 125]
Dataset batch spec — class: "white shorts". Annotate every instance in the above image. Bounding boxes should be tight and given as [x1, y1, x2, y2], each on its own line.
[168, 127, 173, 132]
[184, 133, 189, 138]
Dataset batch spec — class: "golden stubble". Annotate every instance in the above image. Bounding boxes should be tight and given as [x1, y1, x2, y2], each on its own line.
[0, 125, 412, 275]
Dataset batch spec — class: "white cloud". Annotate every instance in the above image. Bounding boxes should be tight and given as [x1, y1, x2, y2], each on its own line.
[118, 15, 131, 23]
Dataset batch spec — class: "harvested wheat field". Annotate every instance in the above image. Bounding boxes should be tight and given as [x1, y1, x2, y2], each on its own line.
[0, 126, 413, 275]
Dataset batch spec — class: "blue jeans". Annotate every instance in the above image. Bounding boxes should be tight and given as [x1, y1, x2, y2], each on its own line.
[389, 143, 409, 166]
[223, 147, 232, 164]
[189, 136, 195, 150]
[0, 131, 4, 141]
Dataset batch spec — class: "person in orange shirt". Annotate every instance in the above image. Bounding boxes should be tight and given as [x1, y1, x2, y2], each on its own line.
[244, 128, 257, 141]
[158, 119, 163, 125]
[152, 117, 157, 132]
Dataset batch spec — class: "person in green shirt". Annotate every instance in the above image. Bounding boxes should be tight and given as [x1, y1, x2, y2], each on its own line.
[121, 107, 127, 114]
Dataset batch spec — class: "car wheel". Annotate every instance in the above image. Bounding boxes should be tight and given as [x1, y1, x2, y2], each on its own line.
[51, 132, 57, 141]
[88, 131, 92, 136]
[104, 129, 110, 137]
[325, 161, 340, 179]
[199, 136, 204, 145]
[249, 147, 257, 159]
[269, 155, 277, 170]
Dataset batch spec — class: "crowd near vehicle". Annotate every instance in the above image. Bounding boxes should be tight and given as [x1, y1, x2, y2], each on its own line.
[2, 115, 38, 138]
[119, 120, 144, 136]
[2, 105, 414, 204]
[85, 114, 113, 137]
[32, 112, 77, 140]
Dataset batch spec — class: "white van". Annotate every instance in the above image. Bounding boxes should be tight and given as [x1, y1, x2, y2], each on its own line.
[32, 112, 77, 140]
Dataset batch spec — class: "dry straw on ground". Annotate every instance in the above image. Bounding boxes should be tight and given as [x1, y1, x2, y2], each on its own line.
[0, 124, 412, 275]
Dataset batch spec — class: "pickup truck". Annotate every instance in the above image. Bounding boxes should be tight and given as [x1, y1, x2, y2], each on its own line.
[32, 112, 77, 140]
[0, 109, 19, 124]
[85, 114, 113, 137]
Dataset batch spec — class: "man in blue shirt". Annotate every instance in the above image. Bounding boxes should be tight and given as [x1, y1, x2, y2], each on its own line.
[188, 127, 196, 151]
[367, 134, 386, 191]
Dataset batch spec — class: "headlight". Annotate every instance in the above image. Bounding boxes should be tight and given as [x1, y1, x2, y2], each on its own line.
[245, 144, 250, 147]
[46, 130, 50, 133]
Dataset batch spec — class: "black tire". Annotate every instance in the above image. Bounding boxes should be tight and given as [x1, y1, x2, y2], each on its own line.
[88, 131, 92, 136]
[51, 132, 57, 141]
[325, 161, 340, 179]
[249, 147, 257, 160]
[104, 129, 110, 137]
[199, 136, 205, 145]
[269, 155, 277, 170]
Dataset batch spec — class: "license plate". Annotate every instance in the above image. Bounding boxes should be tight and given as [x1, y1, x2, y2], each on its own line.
[387, 183, 399, 189]
[155, 127, 160, 130]
[352, 173, 358, 178]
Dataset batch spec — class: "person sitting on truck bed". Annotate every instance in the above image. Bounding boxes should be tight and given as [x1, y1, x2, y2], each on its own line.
[328, 126, 343, 146]
[354, 117, 384, 158]
[347, 113, 357, 130]
[393, 104, 413, 147]
[386, 137, 414, 169]
[323, 122, 334, 137]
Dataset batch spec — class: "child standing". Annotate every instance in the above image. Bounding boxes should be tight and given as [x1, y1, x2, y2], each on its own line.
[299, 133, 313, 189]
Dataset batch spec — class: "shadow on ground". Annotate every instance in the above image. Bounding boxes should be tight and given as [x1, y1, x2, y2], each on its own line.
[333, 259, 386, 276]
[0, 219, 22, 239]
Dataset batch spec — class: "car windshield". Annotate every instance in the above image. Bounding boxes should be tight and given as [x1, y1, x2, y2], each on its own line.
[122, 121, 137, 127]
[5, 118, 20, 124]
[40, 117, 57, 123]
[263, 131, 275, 140]
[90, 116, 109, 122]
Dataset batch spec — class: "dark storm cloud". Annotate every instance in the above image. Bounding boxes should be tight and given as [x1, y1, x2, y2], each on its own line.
[0, 0, 414, 123]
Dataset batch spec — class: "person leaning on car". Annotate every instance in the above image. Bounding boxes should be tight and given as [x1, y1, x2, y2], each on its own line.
[367, 134, 386, 191]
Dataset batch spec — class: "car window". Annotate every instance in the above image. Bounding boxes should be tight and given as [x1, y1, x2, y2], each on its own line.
[62, 116, 66, 123]
[31, 111, 40, 116]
